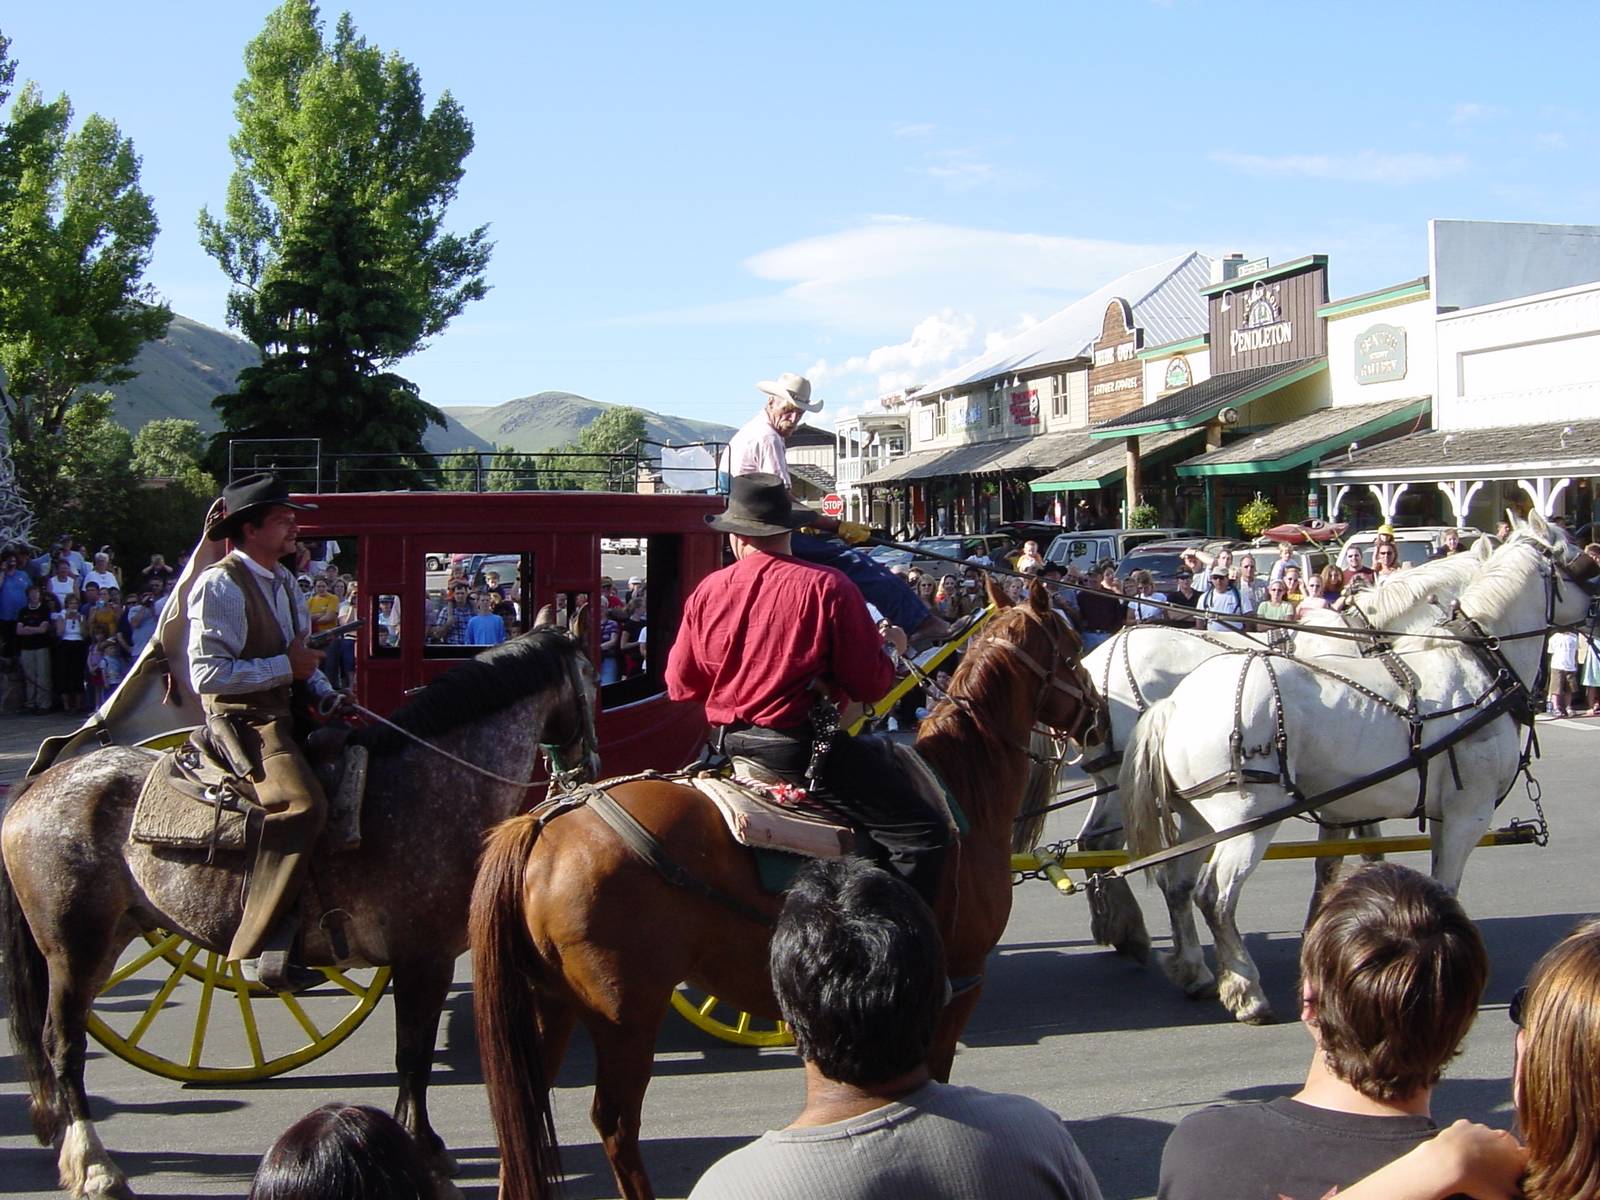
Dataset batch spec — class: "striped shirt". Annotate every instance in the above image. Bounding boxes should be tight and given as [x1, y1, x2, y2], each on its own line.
[188, 551, 333, 699]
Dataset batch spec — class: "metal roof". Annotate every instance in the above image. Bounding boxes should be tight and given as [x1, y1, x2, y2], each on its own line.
[988, 430, 1100, 472]
[913, 252, 1214, 396]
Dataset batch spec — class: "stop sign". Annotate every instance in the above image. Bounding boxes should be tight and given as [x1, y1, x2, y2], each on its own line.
[820, 493, 845, 518]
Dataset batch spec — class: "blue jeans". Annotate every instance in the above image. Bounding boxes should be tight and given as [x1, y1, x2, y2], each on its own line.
[790, 534, 932, 630]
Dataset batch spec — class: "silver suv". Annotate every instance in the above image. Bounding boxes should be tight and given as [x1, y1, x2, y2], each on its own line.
[1045, 528, 1205, 574]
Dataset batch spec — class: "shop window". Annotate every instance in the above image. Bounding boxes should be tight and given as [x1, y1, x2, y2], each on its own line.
[419, 548, 532, 658]
[986, 392, 1002, 428]
[934, 404, 948, 439]
[1051, 374, 1070, 418]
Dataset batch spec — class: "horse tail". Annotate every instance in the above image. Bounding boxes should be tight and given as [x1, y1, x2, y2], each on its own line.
[0, 779, 62, 1145]
[469, 813, 562, 1200]
[1120, 698, 1180, 860]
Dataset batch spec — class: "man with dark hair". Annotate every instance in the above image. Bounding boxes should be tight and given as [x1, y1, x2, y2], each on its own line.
[1157, 862, 1489, 1200]
[689, 858, 1102, 1200]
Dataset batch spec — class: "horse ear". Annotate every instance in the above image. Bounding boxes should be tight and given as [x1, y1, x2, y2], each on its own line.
[1474, 536, 1493, 561]
[985, 574, 1011, 609]
[533, 604, 558, 628]
[1027, 578, 1051, 615]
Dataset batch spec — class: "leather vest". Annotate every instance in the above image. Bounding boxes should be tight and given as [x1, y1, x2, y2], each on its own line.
[202, 555, 299, 722]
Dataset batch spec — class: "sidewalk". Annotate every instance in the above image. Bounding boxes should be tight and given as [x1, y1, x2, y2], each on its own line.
[0, 711, 84, 785]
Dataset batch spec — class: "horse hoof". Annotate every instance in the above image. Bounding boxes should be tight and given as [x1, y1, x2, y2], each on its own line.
[1238, 1005, 1277, 1026]
[81, 1167, 133, 1199]
[1156, 950, 1215, 996]
[1113, 935, 1151, 965]
[1219, 976, 1274, 1024]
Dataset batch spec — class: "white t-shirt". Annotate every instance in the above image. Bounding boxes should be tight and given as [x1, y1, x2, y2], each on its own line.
[47, 576, 78, 606]
[83, 569, 120, 592]
[724, 412, 790, 485]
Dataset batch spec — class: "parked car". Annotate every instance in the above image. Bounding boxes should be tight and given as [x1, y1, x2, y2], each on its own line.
[996, 521, 1066, 558]
[1229, 540, 1333, 581]
[1341, 526, 1481, 569]
[1112, 538, 1211, 593]
[1044, 528, 1205, 574]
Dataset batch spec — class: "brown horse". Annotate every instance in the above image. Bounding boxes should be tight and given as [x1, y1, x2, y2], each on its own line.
[468, 582, 1099, 1200]
[0, 627, 599, 1199]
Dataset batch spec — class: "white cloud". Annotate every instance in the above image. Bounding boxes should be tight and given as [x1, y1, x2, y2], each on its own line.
[809, 310, 978, 396]
[892, 121, 936, 138]
[1451, 101, 1495, 125]
[1535, 131, 1568, 150]
[1209, 149, 1468, 185]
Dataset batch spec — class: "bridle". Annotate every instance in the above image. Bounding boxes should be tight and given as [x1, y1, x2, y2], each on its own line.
[540, 632, 603, 795]
[944, 605, 1102, 764]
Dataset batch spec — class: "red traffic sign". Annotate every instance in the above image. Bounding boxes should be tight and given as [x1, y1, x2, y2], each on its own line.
[820, 493, 845, 518]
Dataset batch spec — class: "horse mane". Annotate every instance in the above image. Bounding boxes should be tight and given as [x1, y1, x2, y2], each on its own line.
[354, 627, 578, 755]
[916, 603, 1044, 816]
[1394, 538, 1538, 652]
[1356, 551, 1480, 626]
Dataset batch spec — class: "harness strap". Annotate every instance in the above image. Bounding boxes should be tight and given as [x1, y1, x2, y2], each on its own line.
[1108, 681, 1528, 882]
[581, 785, 776, 928]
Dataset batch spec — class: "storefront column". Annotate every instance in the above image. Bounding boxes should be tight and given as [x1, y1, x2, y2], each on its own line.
[1436, 479, 1485, 526]
[1367, 481, 1409, 523]
[1124, 437, 1142, 521]
[1325, 484, 1351, 521]
[1517, 476, 1571, 517]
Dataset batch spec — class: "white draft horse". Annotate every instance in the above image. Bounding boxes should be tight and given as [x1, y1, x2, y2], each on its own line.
[1049, 543, 1493, 959]
[1119, 514, 1594, 1022]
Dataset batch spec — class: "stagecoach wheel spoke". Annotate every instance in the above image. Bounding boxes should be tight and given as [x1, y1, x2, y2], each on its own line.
[124, 940, 202, 1049]
[89, 924, 393, 1083]
[670, 985, 792, 1047]
[188, 952, 223, 1070]
[229, 962, 268, 1069]
[104, 931, 186, 989]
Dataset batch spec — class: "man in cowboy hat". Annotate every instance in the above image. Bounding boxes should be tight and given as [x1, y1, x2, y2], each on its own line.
[188, 472, 347, 990]
[725, 373, 948, 647]
[667, 475, 950, 901]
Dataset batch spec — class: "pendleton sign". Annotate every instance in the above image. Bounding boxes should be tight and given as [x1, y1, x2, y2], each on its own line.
[1206, 255, 1329, 371]
[1088, 298, 1146, 423]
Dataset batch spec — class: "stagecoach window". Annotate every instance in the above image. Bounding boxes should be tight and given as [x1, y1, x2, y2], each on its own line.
[596, 533, 682, 709]
[418, 549, 533, 658]
[298, 533, 360, 691]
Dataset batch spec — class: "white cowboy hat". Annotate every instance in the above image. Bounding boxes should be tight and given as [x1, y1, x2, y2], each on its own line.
[756, 372, 823, 413]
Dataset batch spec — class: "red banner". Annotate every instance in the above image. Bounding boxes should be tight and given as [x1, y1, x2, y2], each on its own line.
[1009, 389, 1040, 426]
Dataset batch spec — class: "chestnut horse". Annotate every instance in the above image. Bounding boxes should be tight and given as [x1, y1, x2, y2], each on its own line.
[469, 581, 1099, 1200]
[0, 627, 599, 1199]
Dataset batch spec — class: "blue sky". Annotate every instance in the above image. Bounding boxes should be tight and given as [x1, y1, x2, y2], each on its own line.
[5, 2, 1595, 431]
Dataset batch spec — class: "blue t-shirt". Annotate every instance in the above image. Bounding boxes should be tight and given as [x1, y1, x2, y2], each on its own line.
[465, 613, 506, 646]
[0, 570, 30, 620]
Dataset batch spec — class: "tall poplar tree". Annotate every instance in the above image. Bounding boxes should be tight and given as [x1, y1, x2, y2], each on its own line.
[0, 33, 170, 513]
[199, 1, 492, 463]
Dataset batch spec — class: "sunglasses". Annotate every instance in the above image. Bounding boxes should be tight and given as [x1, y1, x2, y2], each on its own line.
[1509, 985, 1526, 1027]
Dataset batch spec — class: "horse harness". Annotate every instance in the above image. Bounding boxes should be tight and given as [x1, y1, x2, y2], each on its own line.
[1099, 542, 1588, 884]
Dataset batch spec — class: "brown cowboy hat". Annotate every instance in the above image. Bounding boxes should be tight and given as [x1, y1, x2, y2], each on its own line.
[206, 472, 317, 541]
[705, 473, 819, 538]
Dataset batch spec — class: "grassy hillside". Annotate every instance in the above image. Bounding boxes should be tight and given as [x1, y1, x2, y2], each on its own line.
[84, 316, 729, 457]
[447, 391, 735, 452]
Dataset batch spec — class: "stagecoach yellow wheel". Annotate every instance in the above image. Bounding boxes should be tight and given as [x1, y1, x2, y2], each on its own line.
[671, 985, 793, 1047]
[82, 731, 393, 1082]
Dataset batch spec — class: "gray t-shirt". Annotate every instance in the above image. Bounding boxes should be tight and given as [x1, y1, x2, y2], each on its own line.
[688, 1080, 1103, 1200]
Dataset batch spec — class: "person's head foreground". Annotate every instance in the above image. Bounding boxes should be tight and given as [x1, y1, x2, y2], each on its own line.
[248, 1103, 437, 1200]
[771, 857, 944, 1086]
[1301, 862, 1487, 1102]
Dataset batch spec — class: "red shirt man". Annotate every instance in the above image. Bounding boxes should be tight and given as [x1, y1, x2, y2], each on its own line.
[668, 474, 894, 732]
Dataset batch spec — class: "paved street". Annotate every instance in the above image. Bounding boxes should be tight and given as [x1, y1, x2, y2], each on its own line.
[3, 713, 1596, 1199]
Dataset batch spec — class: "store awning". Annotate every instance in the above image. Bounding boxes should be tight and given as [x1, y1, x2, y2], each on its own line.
[987, 430, 1099, 473]
[1308, 418, 1600, 483]
[1177, 397, 1430, 477]
[859, 448, 945, 485]
[1089, 358, 1328, 439]
[1029, 429, 1198, 492]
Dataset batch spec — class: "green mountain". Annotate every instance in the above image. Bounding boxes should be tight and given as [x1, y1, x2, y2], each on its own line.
[88, 315, 732, 456]
[446, 391, 735, 452]
[100, 315, 491, 452]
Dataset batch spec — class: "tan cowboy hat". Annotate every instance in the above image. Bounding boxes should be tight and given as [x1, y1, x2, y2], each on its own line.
[756, 372, 823, 414]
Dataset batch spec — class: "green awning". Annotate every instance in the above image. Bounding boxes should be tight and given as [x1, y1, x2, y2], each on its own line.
[1176, 397, 1430, 477]
[1030, 429, 1198, 493]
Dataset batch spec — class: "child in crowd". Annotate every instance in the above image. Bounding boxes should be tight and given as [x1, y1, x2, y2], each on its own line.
[1548, 627, 1579, 718]
[465, 592, 506, 647]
